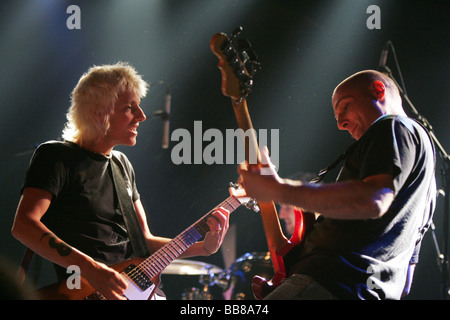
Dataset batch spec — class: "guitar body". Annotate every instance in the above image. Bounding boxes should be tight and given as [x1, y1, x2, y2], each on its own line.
[211, 28, 312, 299]
[252, 208, 316, 299]
[34, 191, 252, 300]
[35, 258, 162, 300]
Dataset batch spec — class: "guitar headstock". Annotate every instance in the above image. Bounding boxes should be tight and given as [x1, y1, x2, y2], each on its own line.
[229, 182, 260, 212]
[210, 26, 261, 100]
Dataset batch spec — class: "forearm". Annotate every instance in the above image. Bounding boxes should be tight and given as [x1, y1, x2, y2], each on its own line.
[12, 189, 96, 272]
[13, 188, 128, 299]
[145, 235, 171, 255]
[12, 214, 94, 271]
[12, 214, 129, 299]
[275, 177, 394, 220]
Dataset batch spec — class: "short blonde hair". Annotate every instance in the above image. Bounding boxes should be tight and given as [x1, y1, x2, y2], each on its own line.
[62, 62, 149, 144]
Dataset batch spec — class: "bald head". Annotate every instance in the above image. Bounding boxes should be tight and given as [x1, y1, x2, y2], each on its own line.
[333, 70, 404, 115]
[331, 70, 407, 140]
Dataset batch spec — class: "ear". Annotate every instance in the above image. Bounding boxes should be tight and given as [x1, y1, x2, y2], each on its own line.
[371, 80, 385, 101]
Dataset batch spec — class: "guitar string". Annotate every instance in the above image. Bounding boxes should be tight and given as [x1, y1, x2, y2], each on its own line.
[124, 196, 242, 284]
[130, 196, 240, 280]
[126, 204, 227, 282]
[126, 196, 242, 283]
[88, 196, 242, 299]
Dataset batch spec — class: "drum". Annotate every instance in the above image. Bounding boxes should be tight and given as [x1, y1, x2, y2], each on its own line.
[160, 259, 223, 300]
[181, 287, 212, 300]
[228, 252, 274, 300]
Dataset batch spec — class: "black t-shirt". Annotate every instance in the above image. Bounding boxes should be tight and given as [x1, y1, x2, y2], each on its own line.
[290, 115, 436, 299]
[22, 141, 140, 279]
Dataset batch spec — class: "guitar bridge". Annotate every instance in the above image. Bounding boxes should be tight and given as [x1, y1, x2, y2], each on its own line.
[123, 264, 153, 291]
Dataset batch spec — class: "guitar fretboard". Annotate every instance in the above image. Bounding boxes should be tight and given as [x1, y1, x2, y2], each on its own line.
[127, 196, 242, 283]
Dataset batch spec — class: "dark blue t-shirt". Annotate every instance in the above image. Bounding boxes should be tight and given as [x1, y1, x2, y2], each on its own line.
[290, 115, 436, 299]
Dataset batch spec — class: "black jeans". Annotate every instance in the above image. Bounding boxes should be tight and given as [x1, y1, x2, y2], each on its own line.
[264, 274, 337, 300]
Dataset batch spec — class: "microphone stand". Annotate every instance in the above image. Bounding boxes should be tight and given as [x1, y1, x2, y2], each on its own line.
[380, 64, 450, 300]
[148, 82, 171, 149]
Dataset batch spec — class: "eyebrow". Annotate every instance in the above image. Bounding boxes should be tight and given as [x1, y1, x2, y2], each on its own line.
[127, 99, 141, 106]
[333, 95, 351, 119]
[334, 95, 351, 109]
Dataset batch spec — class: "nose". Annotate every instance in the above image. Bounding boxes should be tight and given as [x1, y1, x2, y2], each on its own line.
[135, 106, 146, 122]
[336, 115, 349, 131]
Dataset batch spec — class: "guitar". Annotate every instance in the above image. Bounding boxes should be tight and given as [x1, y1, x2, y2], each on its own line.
[210, 27, 309, 299]
[35, 185, 256, 300]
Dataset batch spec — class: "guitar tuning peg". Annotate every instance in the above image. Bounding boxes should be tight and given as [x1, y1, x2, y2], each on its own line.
[245, 60, 261, 76]
[229, 182, 239, 189]
[232, 57, 242, 73]
[236, 38, 252, 51]
[245, 199, 260, 212]
[239, 73, 253, 88]
[245, 49, 258, 62]
[226, 51, 238, 63]
[231, 26, 243, 39]
[240, 90, 252, 99]
[239, 51, 250, 64]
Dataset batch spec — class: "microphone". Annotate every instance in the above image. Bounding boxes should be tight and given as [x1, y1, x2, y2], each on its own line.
[377, 41, 390, 73]
[162, 87, 171, 149]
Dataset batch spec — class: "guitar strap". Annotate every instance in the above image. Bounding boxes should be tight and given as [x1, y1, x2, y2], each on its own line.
[110, 155, 150, 258]
[17, 247, 34, 287]
[17, 150, 150, 288]
[310, 142, 357, 184]
[310, 153, 346, 183]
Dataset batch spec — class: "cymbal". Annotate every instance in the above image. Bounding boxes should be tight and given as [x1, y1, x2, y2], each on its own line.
[162, 259, 223, 275]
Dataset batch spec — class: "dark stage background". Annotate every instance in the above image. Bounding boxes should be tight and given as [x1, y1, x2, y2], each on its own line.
[0, 0, 449, 300]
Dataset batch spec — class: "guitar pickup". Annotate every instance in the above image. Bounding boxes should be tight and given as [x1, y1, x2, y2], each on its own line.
[123, 264, 153, 291]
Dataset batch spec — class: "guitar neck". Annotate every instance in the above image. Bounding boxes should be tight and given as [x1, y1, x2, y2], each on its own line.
[137, 196, 242, 279]
[231, 98, 288, 253]
[211, 28, 299, 297]
[232, 98, 261, 164]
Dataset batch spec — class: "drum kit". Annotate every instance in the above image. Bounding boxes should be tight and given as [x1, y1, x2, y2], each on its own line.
[160, 252, 274, 300]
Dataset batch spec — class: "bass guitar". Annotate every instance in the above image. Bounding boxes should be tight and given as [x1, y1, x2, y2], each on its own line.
[35, 185, 256, 300]
[210, 27, 309, 299]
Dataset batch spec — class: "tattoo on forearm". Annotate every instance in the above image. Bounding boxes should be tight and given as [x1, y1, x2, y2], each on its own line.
[40, 233, 72, 257]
